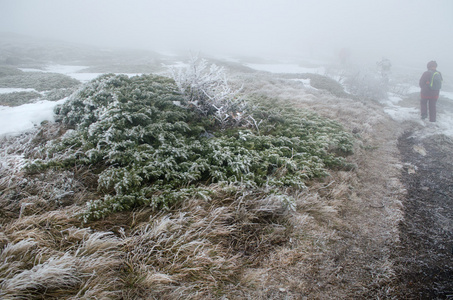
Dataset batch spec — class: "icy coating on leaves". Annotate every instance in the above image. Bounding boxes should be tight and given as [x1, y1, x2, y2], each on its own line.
[25, 72, 354, 221]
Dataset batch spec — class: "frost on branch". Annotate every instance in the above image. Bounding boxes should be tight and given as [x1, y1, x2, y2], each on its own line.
[170, 56, 247, 128]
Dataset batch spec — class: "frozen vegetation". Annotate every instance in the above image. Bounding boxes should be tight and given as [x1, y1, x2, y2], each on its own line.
[1, 38, 453, 299]
[23, 58, 353, 222]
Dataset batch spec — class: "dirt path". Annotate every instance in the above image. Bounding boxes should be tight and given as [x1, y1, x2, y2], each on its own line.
[287, 77, 453, 298]
[392, 126, 453, 299]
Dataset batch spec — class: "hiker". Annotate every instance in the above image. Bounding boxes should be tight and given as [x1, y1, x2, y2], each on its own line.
[339, 48, 350, 66]
[419, 60, 443, 122]
[377, 57, 392, 79]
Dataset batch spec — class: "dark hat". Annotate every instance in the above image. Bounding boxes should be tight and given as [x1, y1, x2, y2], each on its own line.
[427, 61, 437, 69]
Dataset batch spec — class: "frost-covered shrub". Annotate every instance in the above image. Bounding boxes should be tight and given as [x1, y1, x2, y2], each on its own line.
[280, 73, 350, 98]
[44, 87, 78, 101]
[342, 68, 388, 100]
[0, 72, 80, 91]
[0, 66, 23, 77]
[0, 87, 75, 107]
[170, 56, 247, 128]
[307, 74, 350, 98]
[25, 73, 354, 221]
[0, 91, 41, 106]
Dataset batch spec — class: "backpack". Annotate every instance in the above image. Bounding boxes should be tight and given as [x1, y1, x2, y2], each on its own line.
[429, 71, 443, 90]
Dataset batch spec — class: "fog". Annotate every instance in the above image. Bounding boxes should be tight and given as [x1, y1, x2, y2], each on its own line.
[1, 0, 452, 72]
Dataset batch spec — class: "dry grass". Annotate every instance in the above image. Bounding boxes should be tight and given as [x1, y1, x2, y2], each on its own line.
[120, 185, 294, 299]
[224, 71, 405, 299]
[1, 130, 124, 299]
[0, 70, 406, 299]
[0, 210, 124, 299]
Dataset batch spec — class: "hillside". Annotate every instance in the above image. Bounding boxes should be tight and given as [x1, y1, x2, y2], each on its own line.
[1, 36, 453, 299]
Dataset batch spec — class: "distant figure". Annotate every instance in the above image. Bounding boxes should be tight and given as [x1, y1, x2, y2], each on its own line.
[419, 61, 443, 122]
[377, 57, 392, 77]
[339, 48, 350, 66]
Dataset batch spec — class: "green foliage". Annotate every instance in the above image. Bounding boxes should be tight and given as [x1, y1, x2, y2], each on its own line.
[26, 74, 354, 221]
[0, 72, 80, 91]
[0, 87, 77, 107]
[44, 87, 78, 101]
[279, 73, 350, 98]
[0, 66, 24, 77]
[306, 74, 350, 98]
[247, 95, 354, 156]
[0, 91, 42, 106]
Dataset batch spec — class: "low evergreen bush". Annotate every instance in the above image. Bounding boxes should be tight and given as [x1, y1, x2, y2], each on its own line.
[44, 87, 78, 101]
[0, 66, 24, 77]
[0, 72, 80, 91]
[26, 72, 354, 221]
[0, 91, 42, 106]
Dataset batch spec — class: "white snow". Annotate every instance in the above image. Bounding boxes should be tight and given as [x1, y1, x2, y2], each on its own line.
[441, 91, 453, 100]
[20, 65, 103, 83]
[44, 65, 88, 74]
[0, 98, 67, 137]
[383, 105, 419, 122]
[0, 64, 153, 137]
[20, 64, 144, 83]
[387, 94, 403, 105]
[44, 64, 107, 83]
[382, 89, 453, 137]
[407, 85, 420, 94]
[20, 65, 87, 74]
[20, 65, 139, 82]
[20, 65, 88, 74]
[164, 61, 190, 70]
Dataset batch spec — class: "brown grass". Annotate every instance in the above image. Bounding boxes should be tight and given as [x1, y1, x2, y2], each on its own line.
[0, 70, 406, 299]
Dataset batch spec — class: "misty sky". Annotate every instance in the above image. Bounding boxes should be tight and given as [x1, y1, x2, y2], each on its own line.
[1, 0, 452, 68]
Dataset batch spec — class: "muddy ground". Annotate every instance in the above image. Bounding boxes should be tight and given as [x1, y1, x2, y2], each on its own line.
[393, 128, 453, 299]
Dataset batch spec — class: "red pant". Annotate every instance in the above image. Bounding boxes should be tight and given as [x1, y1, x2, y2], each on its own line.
[420, 98, 437, 122]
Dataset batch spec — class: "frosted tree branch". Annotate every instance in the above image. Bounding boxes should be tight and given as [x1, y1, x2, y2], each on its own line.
[169, 55, 248, 129]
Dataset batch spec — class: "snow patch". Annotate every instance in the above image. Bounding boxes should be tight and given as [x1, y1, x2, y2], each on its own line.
[383, 93, 403, 105]
[407, 85, 420, 94]
[44, 65, 88, 74]
[164, 61, 190, 69]
[384, 105, 419, 122]
[20, 65, 144, 83]
[436, 115, 453, 136]
[19, 65, 88, 74]
[441, 91, 453, 101]
[0, 98, 67, 137]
